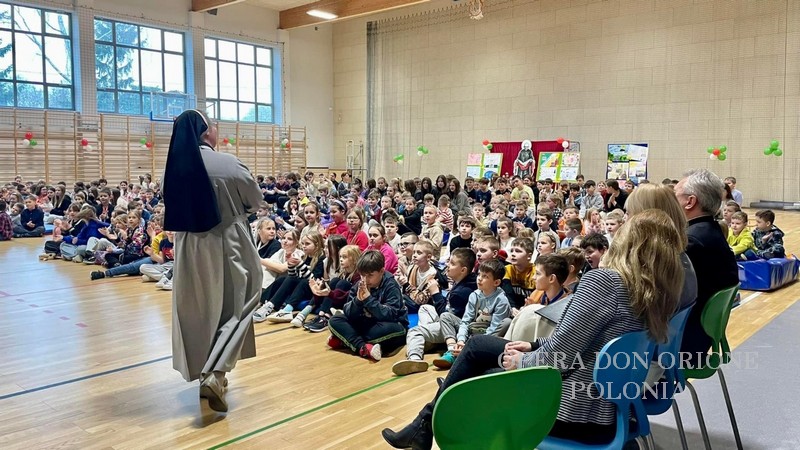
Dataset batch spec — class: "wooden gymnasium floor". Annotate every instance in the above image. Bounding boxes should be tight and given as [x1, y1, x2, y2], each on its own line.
[1, 209, 798, 449]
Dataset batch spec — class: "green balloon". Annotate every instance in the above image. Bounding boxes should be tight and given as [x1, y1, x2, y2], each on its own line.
[486, 143, 493, 150]
[417, 146, 424, 152]
[231, 138, 237, 144]
[707, 146, 714, 154]
[717, 153, 727, 161]
[770, 139, 779, 149]
[29, 139, 37, 146]
[719, 145, 727, 153]
[764, 147, 773, 155]
[140, 138, 147, 144]
[774, 149, 783, 156]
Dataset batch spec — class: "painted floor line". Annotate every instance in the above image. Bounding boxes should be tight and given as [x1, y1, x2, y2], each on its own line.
[739, 292, 762, 306]
[208, 375, 404, 449]
[0, 327, 291, 401]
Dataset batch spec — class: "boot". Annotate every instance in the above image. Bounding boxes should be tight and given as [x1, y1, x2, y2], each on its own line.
[381, 415, 433, 450]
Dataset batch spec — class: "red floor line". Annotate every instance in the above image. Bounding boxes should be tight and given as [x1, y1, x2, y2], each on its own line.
[2, 278, 131, 297]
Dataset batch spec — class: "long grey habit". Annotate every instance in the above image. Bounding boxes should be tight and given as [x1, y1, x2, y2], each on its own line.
[172, 145, 264, 382]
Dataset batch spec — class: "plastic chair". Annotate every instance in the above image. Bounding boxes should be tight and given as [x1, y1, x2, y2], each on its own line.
[679, 284, 742, 450]
[432, 366, 561, 450]
[538, 330, 656, 450]
[642, 304, 694, 450]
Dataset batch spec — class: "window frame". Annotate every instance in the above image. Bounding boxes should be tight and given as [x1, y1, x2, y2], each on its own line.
[93, 17, 186, 116]
[203, 36, 276, 124]
[0, 2, 75, 110]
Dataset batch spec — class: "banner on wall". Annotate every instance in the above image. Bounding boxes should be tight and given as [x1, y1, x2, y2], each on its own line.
[606, 143, 649, 181]
[536, 152, 581, 181]
[466, 153, 503, 179]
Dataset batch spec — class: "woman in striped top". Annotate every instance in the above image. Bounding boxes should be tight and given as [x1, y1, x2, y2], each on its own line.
[382, 209, 683, 449]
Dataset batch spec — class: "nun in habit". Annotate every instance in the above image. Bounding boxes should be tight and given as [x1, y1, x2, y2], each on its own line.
[163, 110, 263, 413]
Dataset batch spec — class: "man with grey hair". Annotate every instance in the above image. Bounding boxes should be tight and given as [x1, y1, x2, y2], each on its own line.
[675, 169, 738, 366]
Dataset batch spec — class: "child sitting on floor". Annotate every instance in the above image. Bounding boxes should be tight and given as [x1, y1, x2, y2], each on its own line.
[748, 210, 785, 260]
[0, 200, 12, 241]
[421, 205, 444, 260]
[501, 237, 537, 311]
[391, 248, 480, 376]
[397, 240, 443, 314]
[727, 211, 755, 260]
[328, 250, 408, 361]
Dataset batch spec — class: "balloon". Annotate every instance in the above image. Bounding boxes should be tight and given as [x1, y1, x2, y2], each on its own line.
[22, 139, 30, 146]
[140, 138, 147, 145]
[223, 138, 229, 144]
[556, 137, 564, 144]
[719, 145, 727, 153]
[146, 142, 153, 149]
[562, 141, 570, 149]
[86, 144, 93, 151]
[231, 138, 237, 145]
[709, 154, 716, 160]
[770, 140, 779, 149]
[712, 149, 720, 156]
[393, 154, 404, 164]
[718, 153, 727, 161]
[140, 144, 147, 150]
[281, 138, 289, 145]
[774, 149, 783, 156]
[81, 138, 89, 146]
[764, 147, 773, 155]
[482, 140, 490, 146]
[486, 143, 493, 150]
[226, 143, 233, 149]
[286, 142, 291, 149]
[706, 146, 714, 153]
[24, 132, 33, 140]
[29, 139, 37, 146]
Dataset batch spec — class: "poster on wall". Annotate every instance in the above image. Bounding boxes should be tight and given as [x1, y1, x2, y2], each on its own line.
[466, 153, 503, 179]
[606, 143, 649, 181]
[536, 152, 581, 182]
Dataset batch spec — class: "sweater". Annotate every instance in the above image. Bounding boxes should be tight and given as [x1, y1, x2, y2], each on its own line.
[457, 288, 511, 342]
[20, 207, 45, 231]
[727, 227, 755, 256]
[430, 271, 478, 317]
[752, 225, 786, 259]
[343, 271, 409, 327]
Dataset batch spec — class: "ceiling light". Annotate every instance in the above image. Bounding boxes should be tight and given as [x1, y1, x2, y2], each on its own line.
[307, 9, 338, 20]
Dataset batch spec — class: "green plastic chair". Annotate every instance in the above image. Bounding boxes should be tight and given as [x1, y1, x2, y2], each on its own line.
[432, 366, 562, 450]
[680, 284, 742, 450]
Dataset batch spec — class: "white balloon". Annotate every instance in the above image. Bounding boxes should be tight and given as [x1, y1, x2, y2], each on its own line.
[86, 144, 94, 151]
[562, 140, 570, 149]
[397, 160, 403, 165]
[22, 139, 30, 146]
[141, 144, 148, 150]
[709, 154, 716, 160]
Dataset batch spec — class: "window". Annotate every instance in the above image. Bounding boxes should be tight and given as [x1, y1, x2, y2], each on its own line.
[204, 37, 274, 123]
[0, 3, 74, 109]
[94, 18, 185, 115]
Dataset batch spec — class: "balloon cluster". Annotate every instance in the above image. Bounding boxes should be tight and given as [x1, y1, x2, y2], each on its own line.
[556, 137, 570, 149]
[393, 154, 404, 164]
[80, 138, 94, 152]
[22, 131, 38, 148]
[416, 145, 429, 156]
[280, 138, 291, 149]
[139, 137, 153, 150]
[764, 139, 783, 157]
[707, 145, 728, 161]
[222, 137, 236, 149]
[482, 140, 493, 151]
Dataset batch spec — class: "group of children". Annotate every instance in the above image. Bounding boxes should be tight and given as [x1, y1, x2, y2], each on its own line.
[1, 170, 788, 375]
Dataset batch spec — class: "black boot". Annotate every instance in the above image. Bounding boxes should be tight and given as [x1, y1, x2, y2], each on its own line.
[381, 415, 433, 450]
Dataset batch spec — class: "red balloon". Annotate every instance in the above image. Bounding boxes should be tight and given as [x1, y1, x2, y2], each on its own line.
[223, 138, 229, 144]
[482, 140, 490, 146]
[556, 137, 564, 144]
[286, 143, 291, 149]
[712, 149, 720, 156]
[25, 132, 33, 140]
[145, 142, 153, 148]
[81, 138, 89, 146]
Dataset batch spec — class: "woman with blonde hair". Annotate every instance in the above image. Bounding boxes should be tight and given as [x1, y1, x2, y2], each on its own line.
[383, 209, 684, 448]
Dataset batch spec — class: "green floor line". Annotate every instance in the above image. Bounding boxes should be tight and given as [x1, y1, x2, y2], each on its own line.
[207, 375, 405, 449]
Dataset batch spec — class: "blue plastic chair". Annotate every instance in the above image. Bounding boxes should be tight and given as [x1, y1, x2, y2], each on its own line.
[642, 304, 694, 450]
[538, 330, 656, 450]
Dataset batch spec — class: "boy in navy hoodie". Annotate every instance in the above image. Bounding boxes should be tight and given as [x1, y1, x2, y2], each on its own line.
[328, 250, 408, 362]
[13, 196, 45, 238]
[391, 248, 478, 376]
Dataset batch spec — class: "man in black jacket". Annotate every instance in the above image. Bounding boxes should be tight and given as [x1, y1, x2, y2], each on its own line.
[675, 169, 739, 367]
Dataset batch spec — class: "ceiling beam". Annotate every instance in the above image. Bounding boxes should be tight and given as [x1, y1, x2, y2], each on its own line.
[279, 0, 429, 30]
[191, 0, 245, 13]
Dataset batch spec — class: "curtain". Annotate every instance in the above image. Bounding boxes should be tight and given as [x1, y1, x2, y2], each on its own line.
[491, 141, 563, 179]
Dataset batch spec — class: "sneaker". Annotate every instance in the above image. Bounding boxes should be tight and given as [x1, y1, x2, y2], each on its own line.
[141, 275, 150, 282]
[306, 316, 329, 333]
[90, 271, 105, 281]
[266, 310, 294, 323]
[162, 279, 173, 291]
[360, 343, 382, 361]
[327, 335, 344, 349]
[72, 255, 83, 263]
[253, 303, 274, 323]
[155, 276, 168, 289]
[38, 253, 49, 261]
[330, 308, 344, 317]
[392, 359, 429, 376]
[433, 351, 456, 369]
[83, 257, 96, 265]
[290, 313, 306, 328]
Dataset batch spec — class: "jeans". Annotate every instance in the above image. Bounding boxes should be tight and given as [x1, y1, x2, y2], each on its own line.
[106, 257, 152, 277]
[329, 315, 407, 354]
[13, 225, 44, 237]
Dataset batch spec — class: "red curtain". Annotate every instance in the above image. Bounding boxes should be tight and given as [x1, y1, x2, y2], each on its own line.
[491, 141, 563, 179]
